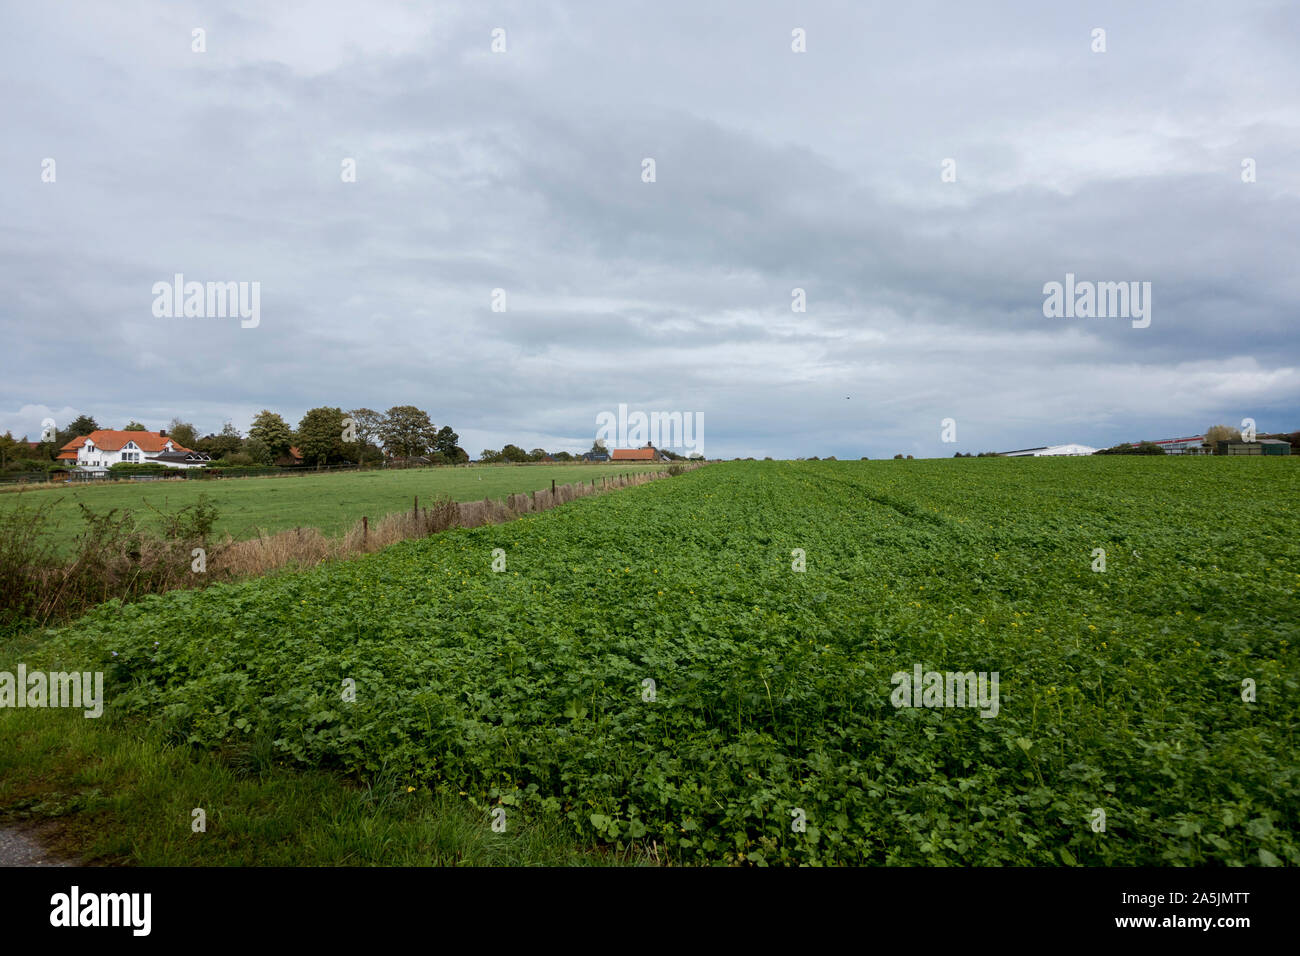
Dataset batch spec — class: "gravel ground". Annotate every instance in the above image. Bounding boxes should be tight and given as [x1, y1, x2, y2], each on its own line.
[0, 827, 72, 866]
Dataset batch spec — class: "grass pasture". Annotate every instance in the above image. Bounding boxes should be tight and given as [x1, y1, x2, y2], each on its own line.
[0, 463, 665, 555]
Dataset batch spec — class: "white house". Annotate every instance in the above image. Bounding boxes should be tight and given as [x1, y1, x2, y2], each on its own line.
[1000, 443, 1099, 457]
[57, 429, 211, 473]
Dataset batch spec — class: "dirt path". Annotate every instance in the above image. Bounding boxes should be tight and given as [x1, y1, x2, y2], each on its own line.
[0, 827, 73, 866]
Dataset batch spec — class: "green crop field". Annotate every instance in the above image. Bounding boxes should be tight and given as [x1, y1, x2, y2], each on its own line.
[0, 463, 665, 555]
[21, 458, 1300, 865]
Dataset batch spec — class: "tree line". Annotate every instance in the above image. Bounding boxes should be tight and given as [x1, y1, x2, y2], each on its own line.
[0, 412, 695, 475]
[0, 405, 469, 472]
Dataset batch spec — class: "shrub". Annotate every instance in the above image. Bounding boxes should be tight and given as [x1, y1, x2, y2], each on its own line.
[108, 462, 172, 477]
[1095, 442, 1166, 455]
[186, 465, 279, 480]
[0, 494, 223, 629]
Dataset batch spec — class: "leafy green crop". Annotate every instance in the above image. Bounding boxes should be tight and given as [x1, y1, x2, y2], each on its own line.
[32, 458, 1300, 865]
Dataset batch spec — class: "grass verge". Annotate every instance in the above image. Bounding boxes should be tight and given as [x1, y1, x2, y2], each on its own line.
[0, 704, 654, 866]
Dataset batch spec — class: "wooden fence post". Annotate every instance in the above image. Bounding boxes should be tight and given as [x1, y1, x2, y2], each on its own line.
[362, 516, 368, 542]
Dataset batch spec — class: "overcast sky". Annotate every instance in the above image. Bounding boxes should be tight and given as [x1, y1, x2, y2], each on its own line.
[2, 0, 1298, 459]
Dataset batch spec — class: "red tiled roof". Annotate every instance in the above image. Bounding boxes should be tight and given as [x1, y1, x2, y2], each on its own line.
[59, 430, 194, 454]
[611, 448, 657, 460]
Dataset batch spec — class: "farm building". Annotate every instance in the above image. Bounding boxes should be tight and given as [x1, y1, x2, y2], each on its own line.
[57, 429, 206, 473]
[1139, 436, 1209, 454]
[1217, 439, 1292, 456]
[276, 445, 305, 467]
[610, 447, 666, 461]
[999, 443, 1099, 457]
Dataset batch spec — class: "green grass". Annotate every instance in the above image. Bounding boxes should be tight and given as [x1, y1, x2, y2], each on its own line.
[0, 463, 664, 556]
[0, 701, 652, 866]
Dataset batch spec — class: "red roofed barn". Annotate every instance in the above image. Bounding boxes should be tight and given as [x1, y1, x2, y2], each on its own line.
[610, 447, 664, 461]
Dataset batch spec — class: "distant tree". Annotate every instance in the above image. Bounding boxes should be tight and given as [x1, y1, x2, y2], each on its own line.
[380, 405, 436, 458]
[906, 455, 914, 460]
[553, 451, 575, 462]
[296, 407, 346, 467]
[1204, 424, 1242, 447]
[167, 419, 199, 449]
[1095, 441, 1166, 456]
[432, 425, 461, 459]
[589, 440, 607, 456]
[249, 410, 293, 458]
[124, 420, 147, 431]
[198, 422, 244, 459]
[528, 448, 547, 461]
[244, 436, 274, 465]
[56, 414, 99, 448]
[893, 454, 904, 459]
[479, 449, 501, 463]
[687, 452, 704, 460]
[500, 444, 529, 463]
[0, 432, 18, 470]
[348, 408, 385, 459]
